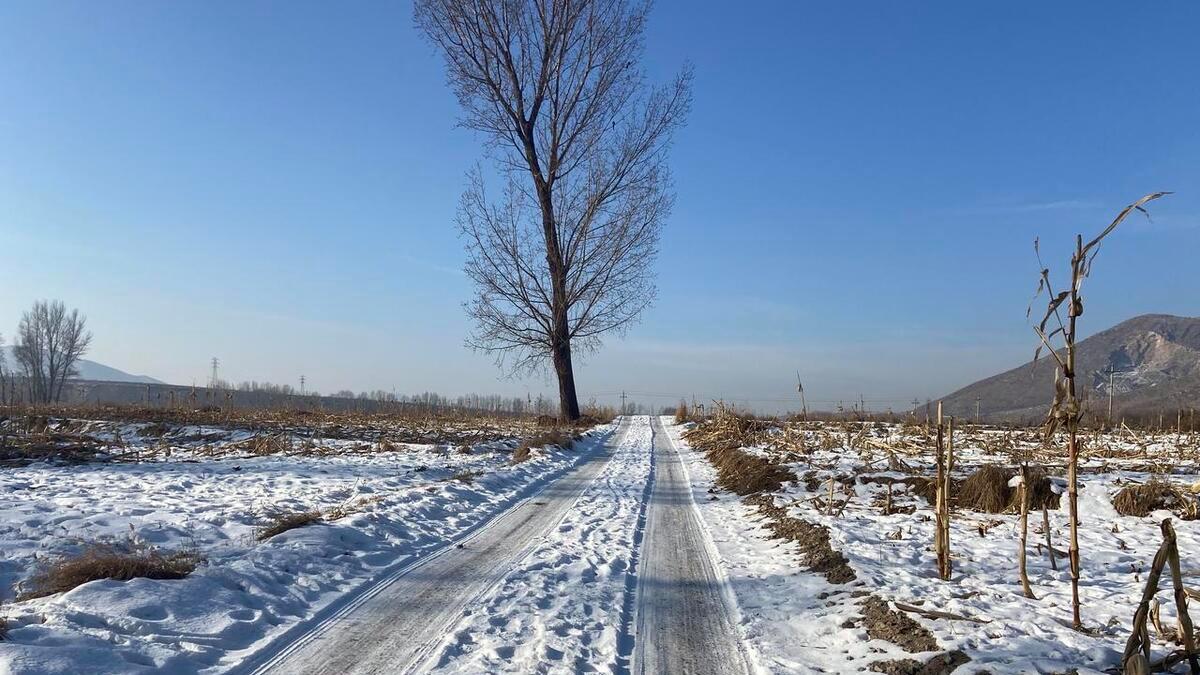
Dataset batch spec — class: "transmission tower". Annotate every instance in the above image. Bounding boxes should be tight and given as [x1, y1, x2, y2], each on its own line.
[210, 358, 220, 389]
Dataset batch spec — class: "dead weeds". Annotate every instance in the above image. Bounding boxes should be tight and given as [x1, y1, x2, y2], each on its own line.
[256, 510, 323, 541]
[1113, 479, 1198, 519]
[18, 543, 202, 600]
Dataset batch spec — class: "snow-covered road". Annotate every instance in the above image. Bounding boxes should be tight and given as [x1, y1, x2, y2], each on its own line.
[243, 420, 634, 675]
[244, 416, 754, 675]
[633, 417, 754, 675]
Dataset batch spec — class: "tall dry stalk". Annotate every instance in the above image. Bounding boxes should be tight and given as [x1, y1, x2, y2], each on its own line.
[1018, 464, 1036, 599]
[1030, 191, 1170, 630]
[934, 401, 952, 581]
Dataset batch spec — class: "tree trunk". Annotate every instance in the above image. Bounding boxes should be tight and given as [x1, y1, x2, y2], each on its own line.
[533, 165, 582, 423]
[551, 329, 581, 421]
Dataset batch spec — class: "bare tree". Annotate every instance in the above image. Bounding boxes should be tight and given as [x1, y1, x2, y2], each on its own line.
[14, 300, 93, 404]
[415, 0, 692, 420]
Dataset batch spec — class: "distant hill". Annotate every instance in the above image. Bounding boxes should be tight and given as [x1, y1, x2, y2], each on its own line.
[1, 347, 163, 385]
[935, 314, 1200, 422]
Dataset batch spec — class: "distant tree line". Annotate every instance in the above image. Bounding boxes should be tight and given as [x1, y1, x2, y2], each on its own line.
[216, 380, 556, 415]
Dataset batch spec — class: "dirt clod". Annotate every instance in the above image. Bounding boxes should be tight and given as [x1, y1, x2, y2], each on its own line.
[861, 595, 938, 653]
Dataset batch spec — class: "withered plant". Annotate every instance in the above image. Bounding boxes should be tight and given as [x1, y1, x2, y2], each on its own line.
[1029, 191, 1170, 630]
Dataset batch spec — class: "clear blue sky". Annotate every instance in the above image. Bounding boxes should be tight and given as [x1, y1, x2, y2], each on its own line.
[2, 1, 1197, 413]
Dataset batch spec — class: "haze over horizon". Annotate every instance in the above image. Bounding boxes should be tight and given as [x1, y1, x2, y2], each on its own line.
[3, 1, 1199, 413]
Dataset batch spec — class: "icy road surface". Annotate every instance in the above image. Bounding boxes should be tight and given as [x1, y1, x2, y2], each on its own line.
[633, 416, 754, 675]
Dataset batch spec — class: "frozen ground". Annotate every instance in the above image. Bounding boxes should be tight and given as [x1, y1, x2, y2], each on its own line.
[0, 417, 614, 675]
[672, 420, 1200, 674]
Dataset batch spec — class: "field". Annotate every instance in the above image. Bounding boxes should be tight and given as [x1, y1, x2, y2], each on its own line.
[680, 409, 1200, 673]
[0, 408, 611, 674]
[2, 406, 1199, 674]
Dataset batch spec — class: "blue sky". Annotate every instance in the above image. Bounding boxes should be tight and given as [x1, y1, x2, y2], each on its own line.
[2, 1, 1197, 413]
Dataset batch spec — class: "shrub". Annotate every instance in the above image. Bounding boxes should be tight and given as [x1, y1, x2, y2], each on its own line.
[256, 510, 323, 541]
[18, 543, 201, 601]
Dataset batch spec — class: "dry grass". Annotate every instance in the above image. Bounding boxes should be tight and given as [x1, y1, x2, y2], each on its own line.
[324, 496, 382, 521]
[958, 465, 1014, 513]
[512, 430, 574, 464]
[674, 400, 689, 425]
[911, 476, 959, 505]
[707, 447, 796, 496]
[511, 444, 533, 464]
[256, 510, 323, 541]
[1010, 465, 1061, 511]
[18, 543, 202, 601]
[1113, 479, 1198, 520]
[450, 469, 482, 484]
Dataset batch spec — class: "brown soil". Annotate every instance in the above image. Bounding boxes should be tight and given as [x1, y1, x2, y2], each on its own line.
[744, 494, 856, 584]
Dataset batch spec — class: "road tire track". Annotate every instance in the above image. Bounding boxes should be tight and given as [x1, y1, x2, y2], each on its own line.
[632, 417, 754, 675]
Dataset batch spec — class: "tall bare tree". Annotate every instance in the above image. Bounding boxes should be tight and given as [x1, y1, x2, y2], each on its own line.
[14, 300, 93, 404]
[415, 0, 692, 420]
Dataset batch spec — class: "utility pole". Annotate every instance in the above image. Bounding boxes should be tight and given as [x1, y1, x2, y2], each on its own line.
[975, 396, 981, 424]
[300, 375, 306, 396]
[620, 391, 628, 416]
[1106, 365, 1116, 427]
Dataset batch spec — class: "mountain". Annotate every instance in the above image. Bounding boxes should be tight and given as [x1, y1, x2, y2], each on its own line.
[1, 347, 163, 385]
[935, 314, 1200, 422]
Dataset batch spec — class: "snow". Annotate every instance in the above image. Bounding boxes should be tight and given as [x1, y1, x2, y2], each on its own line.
[666, 422, 895, 673]
[670, 421, 1200, 674]
[424, 416, 654, 674]
[5, 414, 1196, 674]
[0, 420, 615, 675]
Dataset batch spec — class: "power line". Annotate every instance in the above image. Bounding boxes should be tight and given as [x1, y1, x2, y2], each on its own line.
[589, 390, 920, 404]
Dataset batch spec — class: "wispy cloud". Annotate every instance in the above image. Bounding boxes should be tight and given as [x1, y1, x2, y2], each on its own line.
[399, 254, 464, 277]
[951, 198, 1103, 216]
